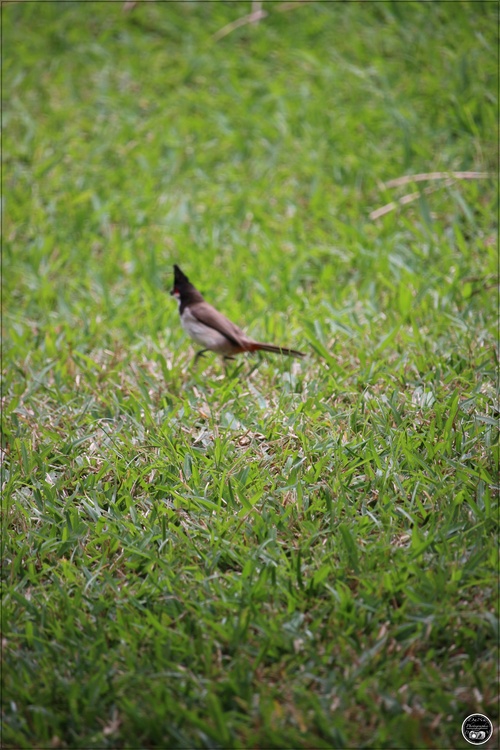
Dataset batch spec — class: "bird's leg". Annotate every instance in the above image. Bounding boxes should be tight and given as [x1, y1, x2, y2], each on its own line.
[194, 349, 209, 363]
[225, 359, 246, 379]
[221, 355, 234, 378]
[246, 360, 261, 378]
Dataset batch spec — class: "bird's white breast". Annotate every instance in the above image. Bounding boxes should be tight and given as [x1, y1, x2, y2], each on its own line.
[180, 307, 235, 354]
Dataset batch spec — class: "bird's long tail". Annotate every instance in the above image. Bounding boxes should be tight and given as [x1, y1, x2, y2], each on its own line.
[248, 342, 305, 358]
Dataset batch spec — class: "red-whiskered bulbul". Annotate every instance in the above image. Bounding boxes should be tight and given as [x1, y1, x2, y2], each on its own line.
[170, 265, 305, 359]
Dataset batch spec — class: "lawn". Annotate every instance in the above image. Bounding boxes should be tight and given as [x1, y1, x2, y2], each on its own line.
[2, 1, 498, 748]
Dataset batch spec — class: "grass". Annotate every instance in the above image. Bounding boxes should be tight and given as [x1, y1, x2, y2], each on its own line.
[2, 1, 498, 748]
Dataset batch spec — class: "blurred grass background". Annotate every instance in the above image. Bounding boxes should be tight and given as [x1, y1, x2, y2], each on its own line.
[2, 1, 498, 748]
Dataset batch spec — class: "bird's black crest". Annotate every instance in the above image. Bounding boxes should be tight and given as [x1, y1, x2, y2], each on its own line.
[173, 264, 190, 285]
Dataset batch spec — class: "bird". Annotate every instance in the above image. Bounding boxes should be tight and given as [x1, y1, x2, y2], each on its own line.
[170, 264, 305, 360]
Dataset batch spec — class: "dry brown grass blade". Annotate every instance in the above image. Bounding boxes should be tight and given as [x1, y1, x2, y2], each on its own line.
[381, 171, 492, 189]
[370, 179, 455, 220]
[213, 7, 268, 41]
[370, 171, 494, 220]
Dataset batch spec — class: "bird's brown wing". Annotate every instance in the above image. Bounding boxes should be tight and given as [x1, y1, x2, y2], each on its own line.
[190, 302, 251, 349]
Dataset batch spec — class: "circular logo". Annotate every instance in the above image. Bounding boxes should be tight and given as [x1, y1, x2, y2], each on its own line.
[462, 714, 493, 745]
